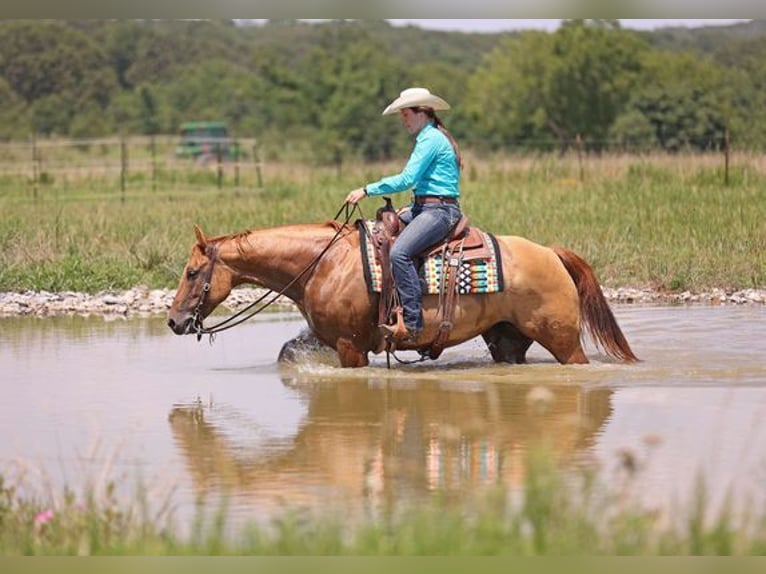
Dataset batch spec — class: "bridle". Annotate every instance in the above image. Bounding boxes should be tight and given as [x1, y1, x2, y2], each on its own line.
[188, 202, 363, 343]
[190, 243, 218, 341]
[186, 201, 435, 368]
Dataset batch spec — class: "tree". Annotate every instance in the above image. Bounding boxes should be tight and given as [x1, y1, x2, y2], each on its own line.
[139, 86, 161, 135]
[542, 21, 649, 150]
[29, 93, 75, 136]
[0, 21, 116, 107]
[710, 35, 766, 148]
[104, 21, 145, 90]
[612, 51, 733, 151]
[0, 77, 28, 139]
[464, 31, 557, 151]
[463, 24, 649, 152]
[302, 27, 409, 162]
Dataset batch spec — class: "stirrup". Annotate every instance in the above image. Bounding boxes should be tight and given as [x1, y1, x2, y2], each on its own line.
[379, 323, 421, 345]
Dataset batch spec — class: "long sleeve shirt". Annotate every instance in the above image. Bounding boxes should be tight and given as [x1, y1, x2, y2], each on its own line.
[365, 122, 460, 199]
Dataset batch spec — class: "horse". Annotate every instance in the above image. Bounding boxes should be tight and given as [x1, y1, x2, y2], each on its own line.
[167, 221, 638, 368]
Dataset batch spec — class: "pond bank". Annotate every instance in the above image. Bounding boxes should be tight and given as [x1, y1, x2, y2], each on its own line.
[0, 285, 764, 318]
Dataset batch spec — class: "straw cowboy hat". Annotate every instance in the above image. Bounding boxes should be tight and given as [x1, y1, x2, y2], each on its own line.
[381, 87, 451, 116]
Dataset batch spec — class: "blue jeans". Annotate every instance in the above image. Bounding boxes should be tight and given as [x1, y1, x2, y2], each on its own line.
[391, 202, 462, 331]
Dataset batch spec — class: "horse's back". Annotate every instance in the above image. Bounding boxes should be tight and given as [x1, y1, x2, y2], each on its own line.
[494, 235, 578, 299]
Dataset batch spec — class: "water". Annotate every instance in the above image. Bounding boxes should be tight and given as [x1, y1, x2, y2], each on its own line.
[1, 305, 765, 529]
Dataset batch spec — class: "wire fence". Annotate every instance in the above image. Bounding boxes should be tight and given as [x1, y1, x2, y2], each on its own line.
[0, 131, 751, 197]
[0, 135, 264, 196]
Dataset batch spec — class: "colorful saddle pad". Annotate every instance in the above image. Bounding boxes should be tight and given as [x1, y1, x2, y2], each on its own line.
[358, 220, 504, 295]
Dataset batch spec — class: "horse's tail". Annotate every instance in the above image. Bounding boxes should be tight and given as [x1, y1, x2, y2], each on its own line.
[552, 247, 639, 363]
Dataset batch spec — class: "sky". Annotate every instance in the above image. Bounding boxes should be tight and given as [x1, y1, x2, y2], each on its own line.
[386, 19, 752, 33]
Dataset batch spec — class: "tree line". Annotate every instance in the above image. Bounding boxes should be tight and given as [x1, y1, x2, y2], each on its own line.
[1, 19, 766, 162]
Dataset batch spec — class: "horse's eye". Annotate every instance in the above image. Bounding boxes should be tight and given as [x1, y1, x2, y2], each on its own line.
[186, 268, 198, 280]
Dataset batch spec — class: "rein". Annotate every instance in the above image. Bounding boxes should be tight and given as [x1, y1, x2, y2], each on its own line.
[191, 202, 364, 342]
[189, 201, 433, 368]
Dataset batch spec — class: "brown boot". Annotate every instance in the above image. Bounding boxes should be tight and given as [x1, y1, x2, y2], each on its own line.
[380, 324, 422, 345]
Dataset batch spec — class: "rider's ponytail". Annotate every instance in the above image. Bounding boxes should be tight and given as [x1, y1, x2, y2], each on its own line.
[418, 107, 463, 171]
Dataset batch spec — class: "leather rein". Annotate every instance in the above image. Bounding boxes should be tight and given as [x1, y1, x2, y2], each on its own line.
[190, 203, 363, 343]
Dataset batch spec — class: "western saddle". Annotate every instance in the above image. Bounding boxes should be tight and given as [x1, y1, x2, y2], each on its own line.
[366, 197, 493, 360]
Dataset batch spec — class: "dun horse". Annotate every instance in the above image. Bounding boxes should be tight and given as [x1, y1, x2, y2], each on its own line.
[167, 221, 637, 368]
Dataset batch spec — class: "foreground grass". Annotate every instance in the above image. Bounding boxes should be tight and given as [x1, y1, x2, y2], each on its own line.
[0, 152, 764, 293]
[2, 449, 765, 556]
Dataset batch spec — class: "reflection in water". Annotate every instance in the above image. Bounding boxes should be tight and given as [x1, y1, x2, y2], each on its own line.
[168, 372, 612, 517]
[2, 305, 766, 527]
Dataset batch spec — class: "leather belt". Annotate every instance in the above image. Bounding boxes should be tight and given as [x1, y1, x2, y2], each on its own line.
[414, 196, 459, 205]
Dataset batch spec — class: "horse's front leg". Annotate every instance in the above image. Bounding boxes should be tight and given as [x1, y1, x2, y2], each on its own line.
[336, 337, 369, 368]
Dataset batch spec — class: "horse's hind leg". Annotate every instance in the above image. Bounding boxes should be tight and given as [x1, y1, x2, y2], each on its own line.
[531, 321, 589, 365]
[278, 328, 332, 363]
[482, 322, 533, 364]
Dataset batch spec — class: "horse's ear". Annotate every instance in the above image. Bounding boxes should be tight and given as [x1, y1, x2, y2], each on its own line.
[193, 224, 207, 249]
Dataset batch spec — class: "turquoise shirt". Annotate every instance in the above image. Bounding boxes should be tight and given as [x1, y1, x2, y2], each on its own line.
[365, 122, 460, 199]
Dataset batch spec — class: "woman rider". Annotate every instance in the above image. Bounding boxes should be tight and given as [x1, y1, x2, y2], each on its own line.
[345, 87, 462, 343]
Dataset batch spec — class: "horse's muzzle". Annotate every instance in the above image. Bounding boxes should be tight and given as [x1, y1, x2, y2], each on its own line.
[167, 316, 195, 335]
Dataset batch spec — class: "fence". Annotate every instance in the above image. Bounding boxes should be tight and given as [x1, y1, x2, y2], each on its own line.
[0, 132, 748, 197]
[0, 135, 263, 196]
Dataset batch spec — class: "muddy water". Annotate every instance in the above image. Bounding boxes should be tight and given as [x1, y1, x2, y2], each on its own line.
[1, 305, 765, 529]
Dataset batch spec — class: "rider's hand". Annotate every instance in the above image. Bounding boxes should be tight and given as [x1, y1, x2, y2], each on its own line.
[345, 187, 367, 205]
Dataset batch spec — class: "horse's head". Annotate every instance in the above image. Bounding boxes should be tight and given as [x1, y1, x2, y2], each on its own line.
[167, 225, 234, 336]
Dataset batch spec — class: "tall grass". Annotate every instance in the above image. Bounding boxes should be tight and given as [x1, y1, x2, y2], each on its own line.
[0, 152, 763, 293]
[2, 447, 765, 555]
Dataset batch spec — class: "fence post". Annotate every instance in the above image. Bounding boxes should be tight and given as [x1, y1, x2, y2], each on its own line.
[724, 127, 730, 186]
[252, 139, 263, 188]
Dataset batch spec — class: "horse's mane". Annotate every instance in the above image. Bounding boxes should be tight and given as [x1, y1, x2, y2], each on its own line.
[325, 219, 354, 232]
[207, 221, 353, 247]
[208, 230, 252, 244]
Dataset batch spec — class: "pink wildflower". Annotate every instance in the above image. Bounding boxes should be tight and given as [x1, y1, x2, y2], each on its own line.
[34, 509, 54, 525]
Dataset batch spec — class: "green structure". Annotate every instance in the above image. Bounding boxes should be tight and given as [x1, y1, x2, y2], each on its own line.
[174, 121, 240, 161]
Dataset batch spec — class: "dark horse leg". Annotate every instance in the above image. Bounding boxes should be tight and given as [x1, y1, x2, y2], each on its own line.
[278, 328, 332, 363]
[278, 329, 369, 367]
[482, 322, 534, 364]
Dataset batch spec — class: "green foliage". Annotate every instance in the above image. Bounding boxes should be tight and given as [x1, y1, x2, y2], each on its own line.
[0, 21, 117, 138]
[613, 51, 731, 152]
[465, 31, 557, 150]
[544, 21, 650, 148]
[1, 20, 766, 153]
[609, 110, 660, 151]
[466, 22, 651, 151]
[0, 153, 764, 293]
[0, 254, 141, 292]
[310, 27, 408, 161]
[2, 446, 765, 555]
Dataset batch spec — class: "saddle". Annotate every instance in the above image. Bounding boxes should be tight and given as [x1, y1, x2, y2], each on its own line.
[368, 197, 494, 360]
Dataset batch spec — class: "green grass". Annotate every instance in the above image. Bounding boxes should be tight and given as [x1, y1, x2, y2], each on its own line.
[2, 448, 765, 555]
[0, 153, 764, 293]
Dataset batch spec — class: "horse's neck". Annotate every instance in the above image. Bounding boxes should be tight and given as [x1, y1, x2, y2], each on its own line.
[219, 224, 339, 299]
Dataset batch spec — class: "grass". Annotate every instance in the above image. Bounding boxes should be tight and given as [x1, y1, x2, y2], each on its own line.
[2, 447, 765, 555]
[0, 151, 764, 293]
[2, 150, 763, 557]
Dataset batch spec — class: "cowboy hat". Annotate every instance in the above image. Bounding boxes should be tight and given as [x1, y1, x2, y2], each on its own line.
[381, 87, 451, 116]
